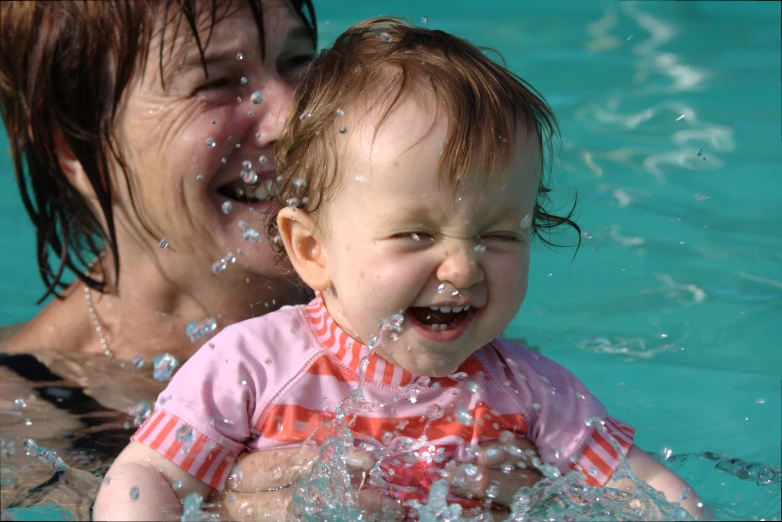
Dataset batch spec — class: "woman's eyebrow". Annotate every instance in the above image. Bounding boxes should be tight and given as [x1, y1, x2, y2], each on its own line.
[175, 24, 312, 74]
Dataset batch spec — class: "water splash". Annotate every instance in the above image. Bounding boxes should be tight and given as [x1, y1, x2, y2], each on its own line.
[23, 439, 67, 472]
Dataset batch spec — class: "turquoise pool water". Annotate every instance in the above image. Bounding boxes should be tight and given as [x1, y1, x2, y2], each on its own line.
[1, 1, 780, 520]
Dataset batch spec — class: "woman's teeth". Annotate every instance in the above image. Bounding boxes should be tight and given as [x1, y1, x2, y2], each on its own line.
[429, 305, 470, 313]
[246, 179, 276, 201]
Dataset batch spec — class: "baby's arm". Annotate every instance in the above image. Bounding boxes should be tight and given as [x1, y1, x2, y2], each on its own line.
[93, 442, 213, 521]
[606, 444, 715, 520]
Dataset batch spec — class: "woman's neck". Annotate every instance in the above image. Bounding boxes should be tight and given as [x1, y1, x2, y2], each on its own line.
[82, 251, 308, 363]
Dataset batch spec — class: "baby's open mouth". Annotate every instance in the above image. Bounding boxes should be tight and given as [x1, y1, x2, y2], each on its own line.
[218, 179, 276, 204]
[408, 305, 473, 331]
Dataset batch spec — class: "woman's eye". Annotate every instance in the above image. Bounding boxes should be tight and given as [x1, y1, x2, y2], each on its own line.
[197, 77, 236, 92]
[281, 54, 315, 71]
[280, 54, 315, 82]
[482, 233, 522, 242]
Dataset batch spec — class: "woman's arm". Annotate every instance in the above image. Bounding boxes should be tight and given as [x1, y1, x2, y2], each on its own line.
[606, 444, 714, 520]
[93, 441, 213, 521]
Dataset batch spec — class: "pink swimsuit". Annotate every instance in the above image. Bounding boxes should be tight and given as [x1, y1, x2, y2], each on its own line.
[133, 295, 634, 502]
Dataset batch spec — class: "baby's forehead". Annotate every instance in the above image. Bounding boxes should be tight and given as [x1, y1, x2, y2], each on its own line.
[341, 90, 446, 162]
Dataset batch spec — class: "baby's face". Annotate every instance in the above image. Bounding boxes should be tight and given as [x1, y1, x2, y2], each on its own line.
[319, 93, 540, 377]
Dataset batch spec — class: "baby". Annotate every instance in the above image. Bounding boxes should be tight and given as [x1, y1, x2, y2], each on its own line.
[94, 18, 706, 521]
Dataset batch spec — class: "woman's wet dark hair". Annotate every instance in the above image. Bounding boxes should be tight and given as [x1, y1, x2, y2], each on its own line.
[0, 0, 317, 303]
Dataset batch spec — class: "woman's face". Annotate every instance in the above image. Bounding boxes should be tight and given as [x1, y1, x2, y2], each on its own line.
[111, 0, 314, 304]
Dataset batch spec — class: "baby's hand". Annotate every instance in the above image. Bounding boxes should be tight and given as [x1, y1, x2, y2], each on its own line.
[211, 445, 403, 521]
[443, 436, 543, 506]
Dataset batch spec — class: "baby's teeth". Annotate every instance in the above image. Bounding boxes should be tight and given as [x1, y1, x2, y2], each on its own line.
[430, 306, 439, 311]
[439, 324, 447, 331]
[429, 323, 448, 331]
[451, 306, 463, 313]
[439, 306, 452, 313]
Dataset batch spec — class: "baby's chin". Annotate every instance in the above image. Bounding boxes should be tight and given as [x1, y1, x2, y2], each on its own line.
[381, 349, 468, 379]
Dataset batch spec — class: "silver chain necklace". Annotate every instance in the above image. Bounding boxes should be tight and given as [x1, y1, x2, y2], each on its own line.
[83, 254, 124, 366]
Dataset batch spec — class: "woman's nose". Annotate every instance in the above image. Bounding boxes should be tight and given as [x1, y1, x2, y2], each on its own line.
[435, 245, 485, 291]
[252, 75, 295, 149]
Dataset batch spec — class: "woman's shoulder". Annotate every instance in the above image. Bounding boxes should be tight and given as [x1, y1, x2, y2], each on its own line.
[2, 291, 88, 356]
[0, 322, 27, 351]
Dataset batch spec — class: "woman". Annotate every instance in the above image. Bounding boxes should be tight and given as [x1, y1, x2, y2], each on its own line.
[0, 1, 540, 519]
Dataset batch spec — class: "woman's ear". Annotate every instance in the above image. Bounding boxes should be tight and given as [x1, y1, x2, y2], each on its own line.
[53, 128, 96, 198]
[276, 207, 331, 291]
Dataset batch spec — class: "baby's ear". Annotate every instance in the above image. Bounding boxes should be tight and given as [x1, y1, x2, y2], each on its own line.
[276, 207, 331, 291]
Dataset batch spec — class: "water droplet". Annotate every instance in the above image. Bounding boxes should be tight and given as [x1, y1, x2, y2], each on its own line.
[172, 480, 182, 490]
[437, 283, 446, 294]
[242, 160, 252, 171]
[221, 201, 233, 214]
[693, 192, 710, 202]
[380, 31, 392, 42]
[250, 91, 263, 105]
[474, 244, 486, 253]
[196, 175, 204, 181]
[465, 380, 481, 393]
[221, 157, 227, 164]
[236, 52, 243, 60]
[211, 251, 236, 274]
[241, 169, 258, 184]
[695, 147, 704, 156]
[127, 400, 151, 422]
[235, 143, 241, 149]
[248, 111, 254, 117]
[129, 486, 140, 501]
[338, 126, 347, 134]
[676, 114, 686, 121]
[211, 119, 217, 125]
[659, 446, 673, 460]
[176, 425, 194, 443]
[336, 108, 344, 117]
[426, 404, 444, 420]
[422, 16, 429, 24]
[298, 109, 312, 121]
[153, 353, 180, 381]
[286, 197, 300, 208]
[258, 155, 268, 165]
[13, 398, 26, 410]
[757, 466, 776, 485]
[264, 357, 272, 365]
[131, 355, 144, 369]
[293, 178, 307, 189]
[240, 77, 248, 85]
[461, 463, 478, 477]
[454, 407, 473, 426]
[158, 237, 169, 249]
[520, 214, 532, 228]
[388, 331, 399, 342]
[206, 137, 215, 148]
[238, 221, 262, 243]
